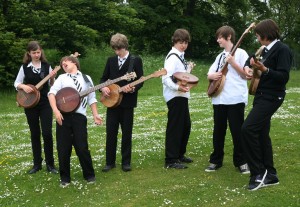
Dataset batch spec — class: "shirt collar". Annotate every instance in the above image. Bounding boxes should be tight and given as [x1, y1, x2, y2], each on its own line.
[118, 52, 129, 60]
[28, 61, 41, 69]
[266, 39, 279, 51]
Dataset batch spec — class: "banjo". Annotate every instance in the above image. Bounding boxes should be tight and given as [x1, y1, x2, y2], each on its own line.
[100, 69, 167, 108]
[207, 23, 255, 97]
[248, 46, 265, 95]
[56, 72, 136, 113]
[16, 52, 80, 108]
[16, 65, 61, 108]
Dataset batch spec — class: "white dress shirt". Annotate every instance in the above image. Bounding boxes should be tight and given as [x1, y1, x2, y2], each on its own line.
[208, 48, 249, 105]
[162, 47, 190, 102]
[48, 71, 97, 116]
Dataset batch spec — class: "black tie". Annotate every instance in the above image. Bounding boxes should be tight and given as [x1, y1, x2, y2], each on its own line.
[68, 74, 87, 108]
[262, 47, 269, 57]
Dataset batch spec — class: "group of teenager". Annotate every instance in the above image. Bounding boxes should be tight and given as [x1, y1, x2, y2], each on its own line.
[14, 18, 292, 191]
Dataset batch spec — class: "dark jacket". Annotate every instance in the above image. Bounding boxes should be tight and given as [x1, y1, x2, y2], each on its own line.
[246, 41, 292, 97]
[100, 54, 144, 108]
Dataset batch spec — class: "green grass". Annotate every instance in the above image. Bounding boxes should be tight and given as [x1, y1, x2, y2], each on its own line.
[0, 53, 300, 207]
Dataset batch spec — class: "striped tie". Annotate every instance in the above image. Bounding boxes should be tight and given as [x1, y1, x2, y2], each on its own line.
[32, 67, 40, 74]
[68, 74, 87, 108]
[180, 54, 187, 70]
[118, 57, 126, 70]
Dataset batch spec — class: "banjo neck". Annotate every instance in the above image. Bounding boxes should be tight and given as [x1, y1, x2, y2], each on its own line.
[79, 72, 137, 97]
[35, 65, 61, 90]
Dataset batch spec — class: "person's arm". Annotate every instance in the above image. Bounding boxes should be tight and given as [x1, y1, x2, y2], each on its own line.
[48, 93, 64, 126]
[90, 102, 103, 125]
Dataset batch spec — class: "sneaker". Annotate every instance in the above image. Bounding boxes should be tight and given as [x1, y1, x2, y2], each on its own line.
[239, 164, 250, 174]
[263, 173, 279, 187]
[248, 169, 267, 191]
[60, 181, 70, 188]
[87, 177, 96, 184]
[205, 163, 222, 172]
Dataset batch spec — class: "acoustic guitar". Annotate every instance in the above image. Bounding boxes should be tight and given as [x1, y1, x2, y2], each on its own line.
[207, 23, 255, 97]
[16, 52, 80, 108]
[56, 72, 137, 113]
[173, 61, 198, 89]
[248, 46, 265, 95]
[100, 69, 167, 108]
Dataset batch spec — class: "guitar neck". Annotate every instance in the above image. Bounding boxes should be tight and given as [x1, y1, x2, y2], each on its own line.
[119, 74, 153, 92]
[79, 76, 126, 97]
[35, 66, 61, 90]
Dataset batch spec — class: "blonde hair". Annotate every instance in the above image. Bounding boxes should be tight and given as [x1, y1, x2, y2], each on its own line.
[110, 33, 129, 50]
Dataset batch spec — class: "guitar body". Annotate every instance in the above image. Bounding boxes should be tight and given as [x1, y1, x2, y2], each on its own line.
[55, 87, 80, 113]
[249, 69, 262, 95]
[173, 72, 199, 89]
[207, 75, 226, 97]
[16, 84, 40, 108]
[100, 84, 123, 108]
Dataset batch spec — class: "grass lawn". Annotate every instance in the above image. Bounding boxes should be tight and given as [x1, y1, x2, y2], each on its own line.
[0, 53, 299, 207]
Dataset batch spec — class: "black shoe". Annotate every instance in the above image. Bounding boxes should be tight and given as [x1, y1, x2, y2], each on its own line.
[46, 165, 58, 174]
[248, 169, 268, 191]
[122, 164, 132, 172]
[165, 162, 188, 169]
[87, 177, 96, 184]
[205, 163, 222, 172]
[179, 156, 193, 163]
[28, 166, 42, 174]
[263, 173, 279, 187]
[102, 164, 116, 172]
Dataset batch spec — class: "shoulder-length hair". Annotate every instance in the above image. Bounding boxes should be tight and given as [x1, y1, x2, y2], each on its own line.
[22, 41, 48, 64]
[254, 19, 280, 41]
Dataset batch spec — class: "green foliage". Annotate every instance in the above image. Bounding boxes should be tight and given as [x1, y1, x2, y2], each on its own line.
[1, 0, 300, 88]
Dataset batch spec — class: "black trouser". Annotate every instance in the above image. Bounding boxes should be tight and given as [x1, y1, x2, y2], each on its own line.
[105, 107, 134, 166]
[25, 101, 54, 167]
[242, 93, 284, 176]
[165, 97, 191, 164]
[56, 113, 95, 183]
[209, 103, 246, 167]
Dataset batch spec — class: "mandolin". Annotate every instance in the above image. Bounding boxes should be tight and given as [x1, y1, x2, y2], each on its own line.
[16, 52, 80, 108]
[173, 61, 198, 89]
[248, 46, 265, 95]
[100, 69, 167, 108]
[207, 23, 255, 97]
[56, 72, 137, 113]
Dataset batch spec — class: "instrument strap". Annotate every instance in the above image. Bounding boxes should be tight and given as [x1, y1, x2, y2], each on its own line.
[82, 74, 93, 87]
[166, 53, 187, 70]
[127, 55, 135, 73]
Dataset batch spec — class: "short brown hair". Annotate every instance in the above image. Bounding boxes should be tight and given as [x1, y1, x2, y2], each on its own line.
[172, 29, 191, 44]
[110, 33, 129, 50]
[60, 56, 80, 70]
[254, 19, 280, 41]
[216, 26, 236, 44]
